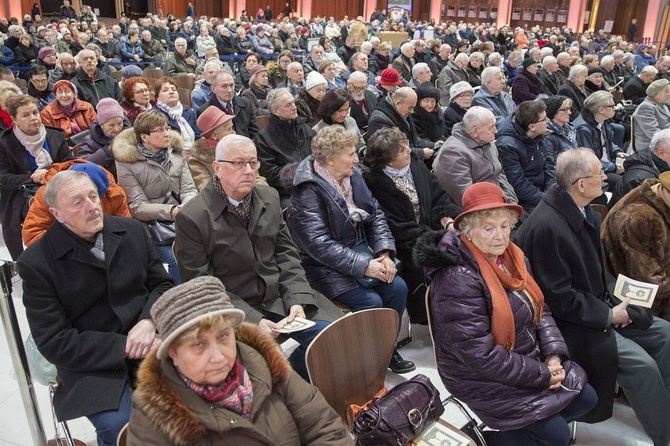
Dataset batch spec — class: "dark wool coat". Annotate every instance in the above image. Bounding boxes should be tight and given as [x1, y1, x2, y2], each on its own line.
[368, 96, 433, 155]
[514, 186, 653, 422]
[442, 101, 467, 137]
[348, 89, 379, 132]
[611, 147, 669, 204]
[413, 106, 445, 143]
[286, 156, 396, 299]
[511, 70, 547, 105]
[255, 114, 314, 200]
[17, 215, 173, 421]
[71, 68, 122, 108]
[414, 230, 587, 430]
[602, 179, 670, 320]
[197, 94, 260, 139]
[623, 75, 648, 105]
[557, 81, 587, 121]
[573, 108, 621, 174]
[127, 323, 354, 446]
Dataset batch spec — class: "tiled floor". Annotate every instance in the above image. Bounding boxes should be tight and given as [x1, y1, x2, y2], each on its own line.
[0, 240, 655, 445]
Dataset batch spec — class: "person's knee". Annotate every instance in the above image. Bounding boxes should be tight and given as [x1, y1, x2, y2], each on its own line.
[539, 420, 571, 446]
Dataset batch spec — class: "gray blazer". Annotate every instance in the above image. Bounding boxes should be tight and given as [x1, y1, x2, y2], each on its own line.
[633, 96, 670, 151]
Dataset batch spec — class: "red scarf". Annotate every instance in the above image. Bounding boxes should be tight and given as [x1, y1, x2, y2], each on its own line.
[0, 108, 13, 128]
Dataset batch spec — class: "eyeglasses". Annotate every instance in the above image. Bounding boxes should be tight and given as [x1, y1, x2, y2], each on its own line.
[217, 159, 259, 170]
[557, 107, 571, 113]
[533, 116, 549, 124]
[603, 104, 616, 108]
[571, 169, 606, 185]
[350, 84, 366, 92]
[135, 88, 150, 94]
[150, 127, 170, 133]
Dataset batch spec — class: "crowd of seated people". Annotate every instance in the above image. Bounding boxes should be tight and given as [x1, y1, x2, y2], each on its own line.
[2, 4, 670, 445]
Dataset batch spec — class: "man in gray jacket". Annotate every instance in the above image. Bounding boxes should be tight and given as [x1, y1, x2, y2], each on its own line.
[471, 66, 516, 127]
[438, 53, 469, 106]
[433, 106, 518, 207]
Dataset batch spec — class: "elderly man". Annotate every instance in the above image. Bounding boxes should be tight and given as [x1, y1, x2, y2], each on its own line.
[347, 71, 379, 132]
[254, 88, 314, 204]
[368, 86, 437, 160]
[625, 65, 659, 105]
[71, 49, 121, 108]
[48, 52, 78, 87]
[336, 36, 356, 65]
[429, 43, 452, 82]
[178, 21, 197, 52]
[302, 44, 325, 76]
[359, 41, 380, 75]
[140, 29, 165, 62]
[17, 170, 173, 446]
[408, 62, 432, 90]
[515, 148, 670, 445]
[538, 56, 562, 95]
[655, 56, 670, 81]
[555, 51, 571, 83]
[433, 106, 517, 207]
[197, 69, 259, 139]
[438, 52, 469, 105]
[392, 42, 415, 83]
[174, 134, 341, 380]
[95, 29, 121, 62]
[599, 55, 618, 89]
[497, 100, 554, 212]
[214, 25, 235, 55]
[604, 168, 670, 321]
[191, 60, 223, 110]
[164, 37, 198, 78]
[278, 61, 306, 98]
[341, 52, 376, 87]
[471, 66, 516, 127]
[632, 79, 670, 151]
[612, 128, 670, 203]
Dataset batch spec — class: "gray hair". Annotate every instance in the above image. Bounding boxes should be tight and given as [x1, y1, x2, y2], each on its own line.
[204, 59, 225, 71]
[584, 90, 613, 114]
[481, 66, 502, 85]
[542, 56, 557, 68]
[267, 87, 292, 112]
[507, 51, 523, 64]
[556, 52, 570, 62]
[286, 61, 302, 72]
[462, 106, 494, 133]
[600, 55, 614, 67]
[360, 41, 372, 52]
[488, 52, 502, 63]
[650, 128, 670, 154]
[174, 37, 187, 45]
[211, 68, 233, 86]
[412, 62, 429, 80]
[215, 134, 256, 160]
[469, 52, 484, 63]
[348, 71, 367, 84]
[556, 148, 596, 190]
[44, 171, 92, 209]
[641, 65, 659, 76]
[454, 53, 469, 65]
[568, 64, 588, 80]
[459, 207, 519, 239]
[612, 50, 624, 59]
[440, 43, 452, 52]
[369, 36, 380, 45]
[400, 42, 413, 53]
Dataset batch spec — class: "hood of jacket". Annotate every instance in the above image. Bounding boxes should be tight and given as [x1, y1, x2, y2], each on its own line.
[133, 322, 291, 446]
[111, 127, 184, 163]
[622, 147, 661, 175]
[413, 229, 462, 281]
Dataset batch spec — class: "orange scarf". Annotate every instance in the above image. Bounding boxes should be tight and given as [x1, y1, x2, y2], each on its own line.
[460, 234, 544, 350]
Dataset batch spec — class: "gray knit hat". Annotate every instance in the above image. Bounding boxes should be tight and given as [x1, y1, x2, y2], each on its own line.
[152, 276, 245, 359]
[647, 79, 670, 98]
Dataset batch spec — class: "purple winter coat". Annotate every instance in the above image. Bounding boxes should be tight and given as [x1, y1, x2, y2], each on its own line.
[511, 69, 547, 105]
[414, 230, 588, 430]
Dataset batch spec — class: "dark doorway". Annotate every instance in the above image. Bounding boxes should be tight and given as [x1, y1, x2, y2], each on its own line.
[88, 0, 117, 18]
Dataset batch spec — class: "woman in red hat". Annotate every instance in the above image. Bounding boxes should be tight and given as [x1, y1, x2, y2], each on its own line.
[376, 67, 402, 98]
[414, 182, 597, 446]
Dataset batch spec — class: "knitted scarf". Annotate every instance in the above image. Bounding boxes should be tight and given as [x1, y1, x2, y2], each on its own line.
[137, 142, 169, 166]
[14, 124, 51, 169]
[57, 100, 81, 135]
[178, 357, 253, 418]
[155, 101, 195, 150]
[460, 234, 544, 350]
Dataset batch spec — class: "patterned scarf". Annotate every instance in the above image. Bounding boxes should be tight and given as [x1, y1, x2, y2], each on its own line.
[155, 101, 196, 150]
[313, 159, 369, 222]
[58, 100, 81, 135]
[177, 357, 253, 418]
[383, 164, 419, 223]
[137, 142, 169, 166]
[212, 174, 252, 222]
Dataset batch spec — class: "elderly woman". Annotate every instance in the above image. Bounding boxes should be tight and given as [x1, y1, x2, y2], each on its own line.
[543, 95, 576, 161]
[313, 88, 363, 148]
[268, 50, 293, 88]
[512, 58, 547, 105]
[235, 52, 261, 91]
[632, 79, 670, 151]
[112, 110, 197, 284]
[557, 64, 588, 120]
[0, 80, 20, 130]
[127, 276, 354, 445]
[196, 26, 216, 57]
[78, 98, 130, 178]
[363, 127, 460, 323]
[443, 81, 474, 136]
[503, 51, 523, 86]
[27, 65, 54, 110]
[413, 82, 445, 144]
[240, 64, 271, 116]
[153, 77, 200, 153]
[0, 94, 72, 259]
[375, 41, 392, 71]
[189, 106, 236, 191]
[296, 71, 328, 127]
[287, 126, 415, 374]
[121, 77, 154, 124]
[14, 33, 37, 68]
[40, 80, 96, 138]
[584, 67, 607, 95]
[235, 28, 254, 55]
[465, 51, 484, 87]
[415, 182, 597, 446]
[319, 60, 345, 91]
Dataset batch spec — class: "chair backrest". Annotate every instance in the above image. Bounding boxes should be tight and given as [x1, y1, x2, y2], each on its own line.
[116, 422, 128, 446]
[13, 78, 28, 90]
[256, 114, 270, 129]
[172, 74, 195, 90]
[112, 70, 123, 82]
[178, 88, 192, 108]
[591, 203, 609, 221]
[630, 115, 636, 153]
[143, 68, 166, 80]
[305, 308, 398, 421]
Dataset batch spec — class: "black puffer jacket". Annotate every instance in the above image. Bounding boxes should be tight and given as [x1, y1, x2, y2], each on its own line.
[414, 230, 587, 430]
[286, 156, 396, 299]
[611, 147, 668, 205]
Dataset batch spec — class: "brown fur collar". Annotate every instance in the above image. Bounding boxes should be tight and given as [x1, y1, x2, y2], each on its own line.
[189, 138, 215, 164]
[111, 127, 184, 163]
[133, 322, 291, 445]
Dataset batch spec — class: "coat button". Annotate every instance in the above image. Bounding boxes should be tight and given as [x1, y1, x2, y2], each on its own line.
[230, 418, 237, 424]
[260, 303, 266, 308]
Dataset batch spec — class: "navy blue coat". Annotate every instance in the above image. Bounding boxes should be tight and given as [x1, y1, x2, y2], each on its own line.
[573, 108, 621, 174]
[496, 115, 555, 209]
[286, 156, 396, 299]
[155, 106, 202, 140]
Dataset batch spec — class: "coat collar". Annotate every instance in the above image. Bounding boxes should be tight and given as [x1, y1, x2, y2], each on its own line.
[542, 185, 597, 234]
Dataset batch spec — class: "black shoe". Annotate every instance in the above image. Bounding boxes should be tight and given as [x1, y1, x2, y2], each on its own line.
[389, 350, 416, 374]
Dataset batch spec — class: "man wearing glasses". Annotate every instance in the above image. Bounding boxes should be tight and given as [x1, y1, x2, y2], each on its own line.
[516, 148, 670, 446]
[347, 71, 379, 132]
[173, 134, 342, 382]
[497, 99, 555, 213]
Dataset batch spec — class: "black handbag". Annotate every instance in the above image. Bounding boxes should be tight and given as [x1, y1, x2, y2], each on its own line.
[146, 191, 181, 246]
[342, 212, 379, 289]
[350, 374, 445, 445]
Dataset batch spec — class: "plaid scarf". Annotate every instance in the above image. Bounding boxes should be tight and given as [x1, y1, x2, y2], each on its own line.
[177, 357, 253, 418]
[137, 143, 169, 166]
[212, 175, 252, 222]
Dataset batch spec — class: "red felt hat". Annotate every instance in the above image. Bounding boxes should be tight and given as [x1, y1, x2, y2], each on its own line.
[379, 68, 402, 86]
[453, 182, 523, 230]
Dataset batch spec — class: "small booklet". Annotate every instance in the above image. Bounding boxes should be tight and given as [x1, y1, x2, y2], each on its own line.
[613, 274, 659, 308]
[272, 316, 316, 334]
[410, 419, 474, 446]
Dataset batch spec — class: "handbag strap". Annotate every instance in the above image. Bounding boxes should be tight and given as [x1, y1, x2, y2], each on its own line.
[346, 387, 387, 431]
[161, 190, 181, 205]
[340, 211, 369, 247]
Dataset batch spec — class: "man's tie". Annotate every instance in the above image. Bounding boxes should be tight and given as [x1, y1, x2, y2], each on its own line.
[225, 102, 234, 115]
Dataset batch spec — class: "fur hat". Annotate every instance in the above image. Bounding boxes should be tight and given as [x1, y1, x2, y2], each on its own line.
[449, 81, 474, 100]
[152, 276, 245, 359]
[416, 81, 440, 104]
[522, 58, 539, 70]
[305, 71, 327, 90]
[587, 67, 607, 77]
[96, 98, 124, 124]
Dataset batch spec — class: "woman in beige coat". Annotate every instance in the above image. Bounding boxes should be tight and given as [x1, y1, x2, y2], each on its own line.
[113, 110, 197, 284]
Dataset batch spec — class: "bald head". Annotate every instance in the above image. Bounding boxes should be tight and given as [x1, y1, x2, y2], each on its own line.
[391, 87, 417, 119]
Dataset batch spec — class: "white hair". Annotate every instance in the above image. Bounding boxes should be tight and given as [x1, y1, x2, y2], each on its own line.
[412, 63, 429, 80]
[542, 56, 557, 68]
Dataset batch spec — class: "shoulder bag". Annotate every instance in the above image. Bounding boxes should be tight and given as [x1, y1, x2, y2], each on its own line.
[147, 191, 181, 245]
